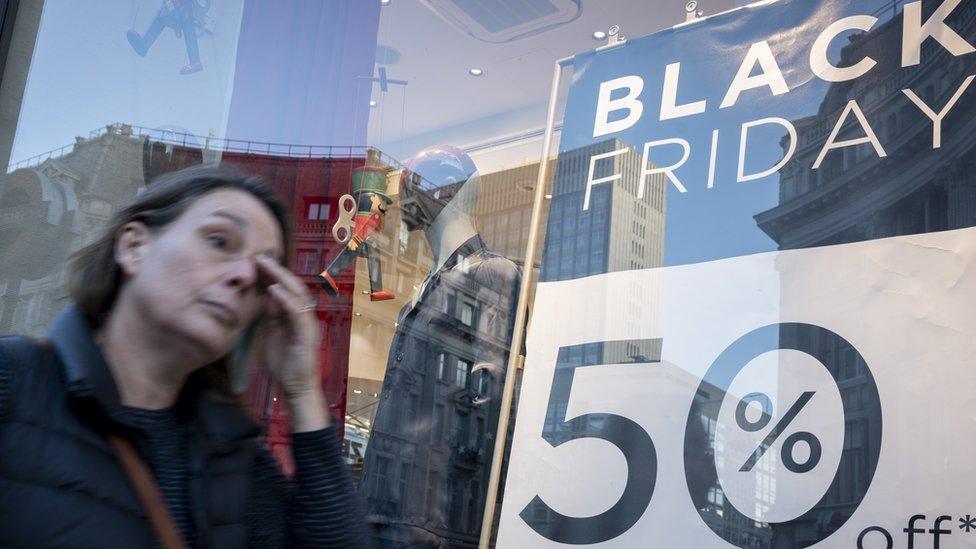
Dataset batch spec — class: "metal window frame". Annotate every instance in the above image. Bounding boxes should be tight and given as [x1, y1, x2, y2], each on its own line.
[0, 0, 19, 86]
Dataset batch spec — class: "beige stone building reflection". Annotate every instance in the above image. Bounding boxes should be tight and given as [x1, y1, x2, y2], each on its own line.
[0, 124, 215, 335]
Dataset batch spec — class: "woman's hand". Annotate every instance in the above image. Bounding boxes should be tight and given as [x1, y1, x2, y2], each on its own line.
[255, 255, 330, 432]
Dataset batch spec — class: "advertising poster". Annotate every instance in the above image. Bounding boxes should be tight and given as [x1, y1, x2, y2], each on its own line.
[498, 0, 976, 547]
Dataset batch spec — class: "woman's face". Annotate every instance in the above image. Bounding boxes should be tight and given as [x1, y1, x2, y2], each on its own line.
[120, 189, 284, 358]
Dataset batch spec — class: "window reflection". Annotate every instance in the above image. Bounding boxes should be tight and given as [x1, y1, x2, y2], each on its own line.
[352, 146, 521, 547]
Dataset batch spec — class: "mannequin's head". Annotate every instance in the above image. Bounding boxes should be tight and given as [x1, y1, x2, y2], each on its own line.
[398, 145, 480, 232]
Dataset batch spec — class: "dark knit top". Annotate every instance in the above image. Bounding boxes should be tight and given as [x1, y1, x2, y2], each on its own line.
[1, 368, 372, 548]
[119, 405, 365, 548]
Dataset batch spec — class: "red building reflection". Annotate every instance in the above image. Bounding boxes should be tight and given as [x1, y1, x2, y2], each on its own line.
[221, 151, 363, 474]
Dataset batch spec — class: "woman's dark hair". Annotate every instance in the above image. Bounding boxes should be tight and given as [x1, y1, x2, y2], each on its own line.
[70, 164, 292, 326]
[69, 165, 292, 397]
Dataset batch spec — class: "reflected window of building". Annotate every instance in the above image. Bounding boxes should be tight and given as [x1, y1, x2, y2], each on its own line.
[397, 221, 410, 254]
[455, 358, 470, 388]
[477, 369, 489, 397]
[305, 198, 330, 221]
[460, 301, 474, 326]
[436, 352, 446, 380]
[370, 455, 390, 500]
[295, 249, 320, 276]
[453, 410, 469, 445]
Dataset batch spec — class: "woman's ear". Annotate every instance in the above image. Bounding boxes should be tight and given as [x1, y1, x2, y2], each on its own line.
[115, 221, 151, 277]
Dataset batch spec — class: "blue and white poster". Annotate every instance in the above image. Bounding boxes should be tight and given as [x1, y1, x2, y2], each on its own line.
[499, 0, 976, 547]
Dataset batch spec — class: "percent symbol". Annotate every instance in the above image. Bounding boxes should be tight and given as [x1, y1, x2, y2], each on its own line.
[736, 391, 821, 473]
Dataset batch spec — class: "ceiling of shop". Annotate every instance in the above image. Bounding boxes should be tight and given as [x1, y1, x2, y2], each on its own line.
[366, 0, 738, 163]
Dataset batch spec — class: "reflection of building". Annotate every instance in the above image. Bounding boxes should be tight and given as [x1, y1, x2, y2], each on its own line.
[347, 157, 524, 547]
[0, 124, 177, 335]
[755, 5, 976, 248]
[520, 138, 668, 534]
[475, 159, 554, 266]
[219, 147, 384, 472]
[0, 123, 386, 472]
[344, 173, 433, 479]
[747, 6, 976, 547]
[541, 138, 666, 364]
[689, 378, 776, 549]
[344, 156, 555, 478]
[360, 250, 518, 547]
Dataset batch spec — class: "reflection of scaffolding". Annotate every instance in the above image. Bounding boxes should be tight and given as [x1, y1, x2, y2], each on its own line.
[8, 122, 408, 172]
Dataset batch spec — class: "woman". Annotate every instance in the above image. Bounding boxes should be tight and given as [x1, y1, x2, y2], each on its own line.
[0, 166, 373, 548]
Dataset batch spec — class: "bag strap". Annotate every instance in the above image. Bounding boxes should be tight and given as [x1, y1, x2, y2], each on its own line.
[34, 336, 187, 549]
[107, 434, 188, 549]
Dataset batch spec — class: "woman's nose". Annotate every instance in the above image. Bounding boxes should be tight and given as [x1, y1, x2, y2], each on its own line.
[225, 256, 259, 289]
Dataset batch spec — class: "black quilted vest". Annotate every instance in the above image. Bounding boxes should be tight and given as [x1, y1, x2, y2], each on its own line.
[0, 306, 260, 548]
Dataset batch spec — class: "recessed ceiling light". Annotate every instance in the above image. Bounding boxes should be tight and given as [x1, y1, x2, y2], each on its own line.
[545, 194, 553, 199]
[354, 312, 362, 316]
[354, 389, 363, 394]
[592, 31, 607, 41]
[468, 68, 484, 76]
[369, 100, 377, 107]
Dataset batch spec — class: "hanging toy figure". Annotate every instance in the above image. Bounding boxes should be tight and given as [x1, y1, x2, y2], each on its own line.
[320, 156, 396, 302]
[127, 0, 210, 75]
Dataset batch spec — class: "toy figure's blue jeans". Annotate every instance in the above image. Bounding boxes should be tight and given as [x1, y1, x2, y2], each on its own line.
[140, 5, 200, 65]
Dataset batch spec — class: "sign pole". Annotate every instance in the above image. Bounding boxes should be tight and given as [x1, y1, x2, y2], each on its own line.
[477, 55, 571, 549]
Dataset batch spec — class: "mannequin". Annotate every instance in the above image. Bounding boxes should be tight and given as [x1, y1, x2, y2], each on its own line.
[360, 146, 521, 548]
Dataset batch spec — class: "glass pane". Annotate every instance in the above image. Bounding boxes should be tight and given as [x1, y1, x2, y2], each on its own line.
[14, 0, 932, 548]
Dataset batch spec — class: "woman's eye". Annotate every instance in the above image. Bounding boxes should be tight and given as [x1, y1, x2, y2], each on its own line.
[207, 234, 229, 249]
